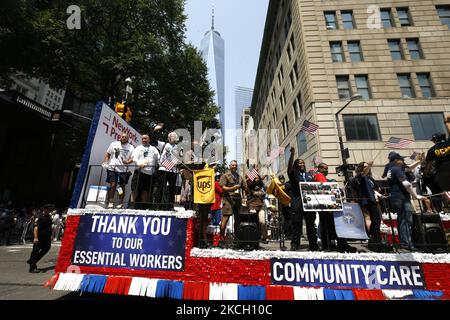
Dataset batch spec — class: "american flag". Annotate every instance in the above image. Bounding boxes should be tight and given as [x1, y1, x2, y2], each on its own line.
[246, 168, 259, 181]
[410, 152, 419, 160]
[385, 137, 414, 149]
[161, 156, 179, 171]
[301, 120, 319, 135]
[444, 191, 450, 202]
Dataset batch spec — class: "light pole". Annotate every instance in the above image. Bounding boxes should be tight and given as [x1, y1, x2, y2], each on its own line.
[125, 77, 133, 102]
[335, 94, 362, 183]
[62, 110, 92, 122]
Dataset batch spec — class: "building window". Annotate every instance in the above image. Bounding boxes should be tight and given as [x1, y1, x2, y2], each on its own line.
[294, 91, 303, 119]
[388, 39, 404, 60]
[397, 7, 412, 26]
[380, 9, 394, 28]
[330, 42, 345, 62]
[325, 11, 338, 29]
[290, 34, 296, 51]
[284, 144, 291, 166]
[397, 74, 415, 98]
[282, 117, 289, 138]
[341, 11, 355, 29]
[409, 113, 446, 140]
[406, 38, 423, 60]
[417, 73, 435, 98]
[293, 101, 299, 123]
[297, 131, 307, 156]
[293, 61, 299, 82]
[336, 75, 351, 100]
[436, 5, 450, 28]
[355, 75, 371, 100]
[281, 89, 286, 108]
[278, 65, 284, 87]
[343, 115, 381, 141]
[287, 43, 293, 61]
[289, 70, 296, 90]
[348, 41, 363, 62]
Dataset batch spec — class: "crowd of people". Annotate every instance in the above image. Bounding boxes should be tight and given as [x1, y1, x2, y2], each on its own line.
[100, 116, 450, 253]
[0, 203, 65, 247]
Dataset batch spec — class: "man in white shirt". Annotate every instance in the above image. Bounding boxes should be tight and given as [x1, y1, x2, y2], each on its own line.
[154, 132, 181, 210]
[103, 132, 135, 208]
[132, 134, 160, 209]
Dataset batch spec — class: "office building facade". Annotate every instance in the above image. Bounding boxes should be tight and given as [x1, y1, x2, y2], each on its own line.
[250, 0, 450, 180]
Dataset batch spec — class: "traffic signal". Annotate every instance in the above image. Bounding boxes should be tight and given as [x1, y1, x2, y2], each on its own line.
[125, 105, 132, 123]
[115, 102, 126, 119]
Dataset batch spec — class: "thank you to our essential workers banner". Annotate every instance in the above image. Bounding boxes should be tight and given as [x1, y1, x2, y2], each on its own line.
[271, 258, 426, 290]
[72, 213, 187, 271]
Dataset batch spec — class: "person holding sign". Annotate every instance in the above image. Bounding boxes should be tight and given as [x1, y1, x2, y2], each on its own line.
[131, 134, 160, 209]
[314, 163, 357, 253]
[348, 161, 384, 252]
[219, 160, 247, 247]
[103, 132, 135, 209]
[287, 147, 318, 252]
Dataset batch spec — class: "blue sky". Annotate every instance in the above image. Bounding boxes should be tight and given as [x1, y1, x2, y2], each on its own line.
[184, 0, 269, 160]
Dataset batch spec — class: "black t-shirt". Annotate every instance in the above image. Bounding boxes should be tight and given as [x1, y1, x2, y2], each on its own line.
[34, 213, 52, 239]
[426, 138, 450, 168]
[287, 170, 313, 197]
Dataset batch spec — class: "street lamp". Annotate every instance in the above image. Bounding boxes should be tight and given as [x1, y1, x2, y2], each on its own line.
[125, 77, 133, 101]
[335, 94, 362, 183]
[62, 110, 92, 122]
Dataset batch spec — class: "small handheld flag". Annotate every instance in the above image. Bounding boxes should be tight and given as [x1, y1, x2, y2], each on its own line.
[161, 157, 179, 171]
[246, 168, 259, 181]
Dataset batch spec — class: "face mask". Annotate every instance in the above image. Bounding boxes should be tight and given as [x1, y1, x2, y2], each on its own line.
[323, 171, 328, 176]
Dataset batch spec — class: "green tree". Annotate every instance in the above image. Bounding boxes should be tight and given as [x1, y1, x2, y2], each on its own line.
[0, 0, 220, 134]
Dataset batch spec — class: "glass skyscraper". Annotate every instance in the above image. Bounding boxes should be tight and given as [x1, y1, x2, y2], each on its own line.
[235, 86, 253, 164]
[200, 10, 225, 130]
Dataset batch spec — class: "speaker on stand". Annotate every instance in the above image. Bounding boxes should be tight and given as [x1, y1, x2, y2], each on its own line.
[413, 201, 447, 253]
[236, 208, 260, 251]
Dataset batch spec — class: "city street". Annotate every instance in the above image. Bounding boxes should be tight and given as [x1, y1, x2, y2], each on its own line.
[0, 241, 66, 300]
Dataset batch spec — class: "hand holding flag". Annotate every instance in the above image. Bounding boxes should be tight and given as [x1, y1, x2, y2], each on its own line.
[246, 167, 259, 181]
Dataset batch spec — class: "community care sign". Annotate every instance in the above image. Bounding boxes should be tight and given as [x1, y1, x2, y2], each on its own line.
[271, 259, 425, 290]
[72, 213, 187, 271]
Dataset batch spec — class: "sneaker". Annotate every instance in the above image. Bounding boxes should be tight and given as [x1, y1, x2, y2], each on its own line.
[29, 268, 40, 273]
[115, 204, 123, 209]
[408, 246, 420, 252]
[290, 244, 300, 251]
[107, 203, 114, 209]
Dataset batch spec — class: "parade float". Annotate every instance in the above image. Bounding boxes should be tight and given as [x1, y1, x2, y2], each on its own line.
[46, 102, 450, 300]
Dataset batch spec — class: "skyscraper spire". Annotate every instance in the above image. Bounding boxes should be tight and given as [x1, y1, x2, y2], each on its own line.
[211, 5, 215, 30]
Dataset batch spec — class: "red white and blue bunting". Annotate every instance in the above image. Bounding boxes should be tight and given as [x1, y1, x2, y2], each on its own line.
[49, 273, 444, 300]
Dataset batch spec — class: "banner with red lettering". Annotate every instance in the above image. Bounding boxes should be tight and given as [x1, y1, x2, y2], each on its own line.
[70, 102, 141, 208]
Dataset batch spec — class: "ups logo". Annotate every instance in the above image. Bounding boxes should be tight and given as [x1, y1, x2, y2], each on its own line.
[196, 175, 212, 194]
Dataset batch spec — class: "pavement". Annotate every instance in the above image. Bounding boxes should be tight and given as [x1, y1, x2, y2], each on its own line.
[0, 240, 68, 300]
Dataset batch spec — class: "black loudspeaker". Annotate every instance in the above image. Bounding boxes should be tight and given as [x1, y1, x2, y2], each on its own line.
[236, 210, 260, 251]
[412, 214, 448, 253]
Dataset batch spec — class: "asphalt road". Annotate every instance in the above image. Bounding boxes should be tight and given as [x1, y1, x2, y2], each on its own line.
[0, 240, 68, 300]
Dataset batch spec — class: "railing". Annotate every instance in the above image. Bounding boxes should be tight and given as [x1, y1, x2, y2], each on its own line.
[78, 165, 449, 253]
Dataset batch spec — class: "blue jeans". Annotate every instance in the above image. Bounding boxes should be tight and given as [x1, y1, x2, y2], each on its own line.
[390, 198, 414, 248]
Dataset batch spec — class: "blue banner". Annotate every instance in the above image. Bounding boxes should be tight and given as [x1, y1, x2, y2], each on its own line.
[334, 202, 369, 240]
[271, 258, 426, 290]
[72, 213, 187, 271]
